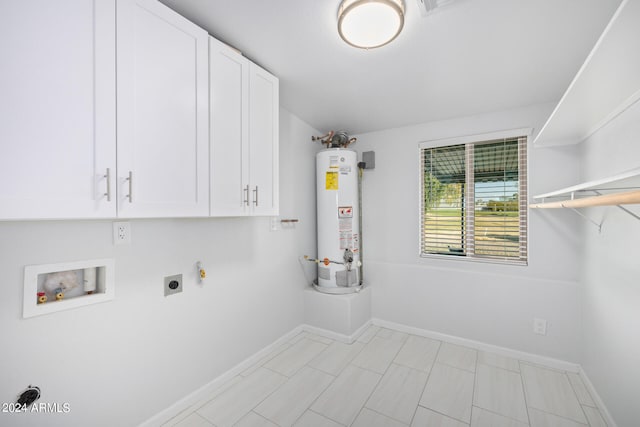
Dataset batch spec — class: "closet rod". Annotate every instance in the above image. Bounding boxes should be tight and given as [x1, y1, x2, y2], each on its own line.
[530, 189, 640, 209]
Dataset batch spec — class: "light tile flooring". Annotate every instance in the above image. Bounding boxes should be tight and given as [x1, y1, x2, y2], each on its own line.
[163, 326, 608, 427]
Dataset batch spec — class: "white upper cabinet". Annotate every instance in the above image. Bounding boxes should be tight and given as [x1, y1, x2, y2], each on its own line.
[249, 63, 279, 216]
[209, 37, 279, 216]
[1, 0, 276, 221]
[209, 38, 250, 216]
[0, 0, 117, 220]
[117, 0, 209, 218]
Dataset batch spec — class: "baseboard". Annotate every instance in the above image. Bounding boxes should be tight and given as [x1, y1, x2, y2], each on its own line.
[302, 319, 373, 344]
[138, 325, 304, 427]
[371, 318, 581, 372]
[579, 366, 618, 427]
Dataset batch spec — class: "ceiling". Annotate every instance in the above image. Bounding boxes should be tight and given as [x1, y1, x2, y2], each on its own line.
[159, 0, 622, 135]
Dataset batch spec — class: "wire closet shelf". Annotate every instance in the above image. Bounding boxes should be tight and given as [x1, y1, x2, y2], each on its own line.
[529, 167, 640, 231]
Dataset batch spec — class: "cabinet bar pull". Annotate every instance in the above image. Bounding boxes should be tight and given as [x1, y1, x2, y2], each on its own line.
[104, 168, 111, 202]
[244, 185, 249, 206]
[126, 171, 133, 203]
[253, 186, 259, 206]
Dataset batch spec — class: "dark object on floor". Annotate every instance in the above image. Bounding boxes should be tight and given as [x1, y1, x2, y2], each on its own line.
[17, 385, 41, 407]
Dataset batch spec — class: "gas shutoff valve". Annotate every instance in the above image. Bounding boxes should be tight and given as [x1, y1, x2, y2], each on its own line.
[343, 249, 354, 271]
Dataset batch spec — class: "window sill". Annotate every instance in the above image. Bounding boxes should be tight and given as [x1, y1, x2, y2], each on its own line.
[419, 253, 528, 267]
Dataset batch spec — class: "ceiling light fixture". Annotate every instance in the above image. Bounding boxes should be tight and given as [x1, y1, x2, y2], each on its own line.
[337, 0, 405, 49]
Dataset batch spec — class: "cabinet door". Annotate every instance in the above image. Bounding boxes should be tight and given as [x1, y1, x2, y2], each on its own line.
[0, 0, 116, 220]
[209, 37, 250, 216]
[117, 0, 209, 218]
[249, 64, 280, 216]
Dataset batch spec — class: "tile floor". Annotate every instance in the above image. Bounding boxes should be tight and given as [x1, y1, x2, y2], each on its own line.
[162, 326, 608, 427]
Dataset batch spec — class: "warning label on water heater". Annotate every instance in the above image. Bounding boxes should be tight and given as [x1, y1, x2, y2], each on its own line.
[338, 207, 353, 218]
[340, 232, 352, 250]
[325, 172, 338, 190]
[339, 206, 353, 249]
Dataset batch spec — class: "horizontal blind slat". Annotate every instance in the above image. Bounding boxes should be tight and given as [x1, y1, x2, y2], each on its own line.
[422, 136, 527, 262]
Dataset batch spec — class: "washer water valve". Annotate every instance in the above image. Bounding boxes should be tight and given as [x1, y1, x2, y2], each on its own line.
[196, 262, 206, 283]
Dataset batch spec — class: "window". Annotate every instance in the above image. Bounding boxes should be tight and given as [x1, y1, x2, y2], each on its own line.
[419, 131, 528, 264]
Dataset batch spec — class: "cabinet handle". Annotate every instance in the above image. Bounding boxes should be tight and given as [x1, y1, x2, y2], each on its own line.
[104, 168, 111, 202]
[253, 186, 258, 206]
[126, 171, 133, 203]
[244, 185, 249, 206]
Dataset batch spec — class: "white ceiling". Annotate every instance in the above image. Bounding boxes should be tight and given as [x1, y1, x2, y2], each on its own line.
[159, 0, 622, 135]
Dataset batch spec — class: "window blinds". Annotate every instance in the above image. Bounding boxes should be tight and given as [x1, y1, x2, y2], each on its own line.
[421, 136, 527, 263]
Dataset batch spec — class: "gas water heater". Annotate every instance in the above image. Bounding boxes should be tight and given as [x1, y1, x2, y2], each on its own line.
[314, 148, 362, 293]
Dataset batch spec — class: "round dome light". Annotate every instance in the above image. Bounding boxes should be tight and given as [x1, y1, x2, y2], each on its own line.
[338, 0, 405, 49]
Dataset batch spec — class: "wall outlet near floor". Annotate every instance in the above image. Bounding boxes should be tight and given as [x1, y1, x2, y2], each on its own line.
[533, 318, 547, 335]
[164, 274, 183, 297]
[113, 222, 131, 245]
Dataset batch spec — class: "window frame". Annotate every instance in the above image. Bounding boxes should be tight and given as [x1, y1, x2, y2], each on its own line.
[417, 128, 531, 266]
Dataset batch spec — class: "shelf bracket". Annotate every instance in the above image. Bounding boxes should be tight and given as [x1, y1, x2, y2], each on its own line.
[569, 208, 602, 233]
[616, 205, 640, 221]
[592, 190, 640, 221]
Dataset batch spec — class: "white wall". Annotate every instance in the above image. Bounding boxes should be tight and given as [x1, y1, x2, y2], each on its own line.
[0, 108, 318, 427]
[355, 103, 584, 362]
[578, 100, 640, 427]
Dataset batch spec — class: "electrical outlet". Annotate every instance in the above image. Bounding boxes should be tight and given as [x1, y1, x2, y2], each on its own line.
[164, 274, 182, 297]
[533, 318, 547, 335]
[113, 222, 131, 245]
[270, 216, 280, 231]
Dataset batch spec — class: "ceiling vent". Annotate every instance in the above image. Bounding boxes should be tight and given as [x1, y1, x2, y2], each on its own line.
[416, 0, 455, 17]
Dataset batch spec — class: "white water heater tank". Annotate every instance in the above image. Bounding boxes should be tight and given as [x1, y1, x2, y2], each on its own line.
[316, 149, 360, 290]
